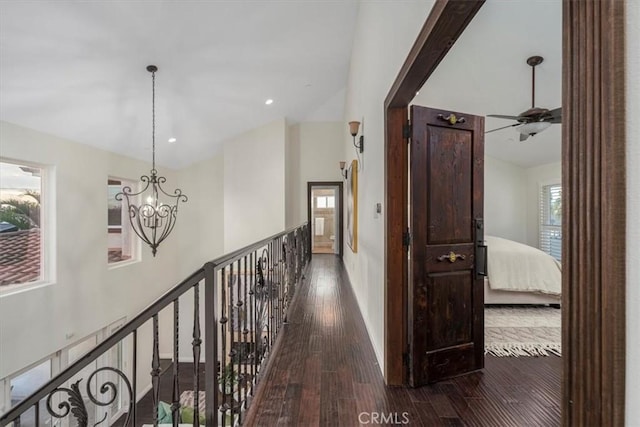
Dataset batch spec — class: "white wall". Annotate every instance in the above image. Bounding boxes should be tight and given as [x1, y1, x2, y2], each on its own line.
[223, 119, 286, 252]
[285, 121, 297, 228]
[286, 122, 344, 227]
[342, 0, 436, 372]
[484, 156, 527, 243]
[0, 121, 183, 381]
[626, 0, 640, 424]
[176, 152, 225, 276]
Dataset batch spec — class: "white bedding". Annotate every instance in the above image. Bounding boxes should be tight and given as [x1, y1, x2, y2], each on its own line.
[486, 235, 561, 295]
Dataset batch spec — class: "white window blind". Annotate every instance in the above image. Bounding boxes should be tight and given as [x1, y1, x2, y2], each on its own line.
[540, 183, 562, 261]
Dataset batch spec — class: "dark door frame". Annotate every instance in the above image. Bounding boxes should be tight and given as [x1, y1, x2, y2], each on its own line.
[307, 181, 344, 258]
[383, 1, 626, 426]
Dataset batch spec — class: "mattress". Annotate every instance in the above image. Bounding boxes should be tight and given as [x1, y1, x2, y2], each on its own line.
[485, 235, 562, 296]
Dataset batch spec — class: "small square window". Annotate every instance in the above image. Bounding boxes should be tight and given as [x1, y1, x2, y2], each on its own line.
[108, 178, 138, 265]
[0, 160, 44, 287]
[327, 196, 335, 208]
[316, 196, 327, 208]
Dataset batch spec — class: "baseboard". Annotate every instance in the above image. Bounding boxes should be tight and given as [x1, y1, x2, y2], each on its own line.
[340, 258, 385, 374]
[137, 382, 152, 402]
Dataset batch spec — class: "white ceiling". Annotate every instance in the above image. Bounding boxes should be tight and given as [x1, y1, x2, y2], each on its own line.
[414, 0, 562, 168]
[0, 1, 358, 169]
[1, 1, 562, 170]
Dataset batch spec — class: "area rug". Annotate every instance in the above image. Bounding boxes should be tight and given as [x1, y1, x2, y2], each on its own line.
[484, 306, 561, 357]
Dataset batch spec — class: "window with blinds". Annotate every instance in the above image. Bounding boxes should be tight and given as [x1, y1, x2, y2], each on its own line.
[540, 183, 562, 261]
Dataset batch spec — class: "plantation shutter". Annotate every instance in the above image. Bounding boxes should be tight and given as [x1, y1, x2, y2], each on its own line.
[540, 184, 562, 260]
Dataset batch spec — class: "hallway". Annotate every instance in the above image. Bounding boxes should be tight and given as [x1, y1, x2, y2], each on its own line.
[246, 254, 561, 426]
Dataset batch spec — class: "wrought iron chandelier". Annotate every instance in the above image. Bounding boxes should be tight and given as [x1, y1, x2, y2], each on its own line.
[116, 65, 187, 257]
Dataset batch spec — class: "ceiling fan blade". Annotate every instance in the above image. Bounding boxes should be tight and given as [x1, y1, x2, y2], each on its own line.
[520, 133, 530, 142]
[487, 114, 522, 120]
[485, 123, 519, 134]
[547, 107, 562, 123]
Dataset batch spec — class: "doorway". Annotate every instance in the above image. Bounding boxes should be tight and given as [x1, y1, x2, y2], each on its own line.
[307, 182, 343, 257]
[384, 0, 626, 425]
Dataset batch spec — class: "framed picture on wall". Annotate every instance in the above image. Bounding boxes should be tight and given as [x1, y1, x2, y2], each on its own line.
[346, 159, 358, 253]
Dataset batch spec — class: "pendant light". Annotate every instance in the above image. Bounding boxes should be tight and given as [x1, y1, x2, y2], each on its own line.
[116, 65, 187, 257]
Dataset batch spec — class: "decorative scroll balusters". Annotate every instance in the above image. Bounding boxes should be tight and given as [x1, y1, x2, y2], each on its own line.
[255, 249, 271, 364]
[248, 252, 256, 381]
[46, 380, 88, 425]
[241, 255, 249, 405]
[151, 314, 160, 427]
[268, 243, 275, 347]
[228, 262, 236, 420]
[171, 299, 180, 426]
[220, 266, 229, 420]
[86, 368, 134, 426]
[2, 224, 310, 427]
[192, 284, 202, 427]
[276, 238, 283, 332]
[43, 367, 133, 427]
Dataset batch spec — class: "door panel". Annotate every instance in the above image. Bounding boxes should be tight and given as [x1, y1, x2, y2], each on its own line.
[426, 127, 473, 244]
[409, 106, 484, 386]
[425, 272, 473, 349]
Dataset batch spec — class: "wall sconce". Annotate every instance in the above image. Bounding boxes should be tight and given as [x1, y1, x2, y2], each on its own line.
[349, 121, 364, 153]
[339, 161, 348, 179]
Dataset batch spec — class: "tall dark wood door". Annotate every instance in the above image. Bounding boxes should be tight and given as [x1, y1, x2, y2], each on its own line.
[408, 105, 486, 386]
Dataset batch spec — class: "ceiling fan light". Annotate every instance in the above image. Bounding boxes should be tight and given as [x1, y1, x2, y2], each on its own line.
[516, 121, 551, 136]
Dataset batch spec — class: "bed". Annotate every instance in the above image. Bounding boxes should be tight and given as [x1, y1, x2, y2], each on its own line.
[484, 235, 561, 305]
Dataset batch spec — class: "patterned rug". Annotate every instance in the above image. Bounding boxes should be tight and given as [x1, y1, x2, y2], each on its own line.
[180, 390, 206, 411]
[485, 306, 561, 357]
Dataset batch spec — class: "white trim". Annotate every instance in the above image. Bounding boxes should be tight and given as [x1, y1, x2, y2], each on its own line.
[0, 157, 55, 296]
[0, 280, 55, 297]
[136, 383, 153, 403]
[107, 175, 141, 266]
[108, 258, 141, 271]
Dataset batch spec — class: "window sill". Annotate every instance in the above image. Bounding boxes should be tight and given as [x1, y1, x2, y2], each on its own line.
[0, 279, 55, 298]
[108, 258, 140, 270]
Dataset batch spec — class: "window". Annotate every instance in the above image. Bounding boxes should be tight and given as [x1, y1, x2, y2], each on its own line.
[0, 160, 44, 287]
[108, 178, 137, 265]
[540, 183, 562, 261]
[315, 196, 335, 209]
[6, 359, 53, 426]
[0, 319, 127, 425]
[327, 196, 335, 208]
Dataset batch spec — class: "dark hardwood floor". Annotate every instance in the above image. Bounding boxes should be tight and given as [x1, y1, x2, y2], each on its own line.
[246, 254, 561, 426]
[118, 254, 560, 426]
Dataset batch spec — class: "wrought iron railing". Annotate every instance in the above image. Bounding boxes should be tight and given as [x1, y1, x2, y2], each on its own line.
[0, 223, 310, 427]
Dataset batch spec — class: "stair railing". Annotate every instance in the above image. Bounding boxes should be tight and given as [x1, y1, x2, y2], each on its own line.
[0, 223, 310, 427]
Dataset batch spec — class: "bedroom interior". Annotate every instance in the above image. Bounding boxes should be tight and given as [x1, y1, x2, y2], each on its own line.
[387, 0, 626, 424]
[402, 3, 564, 384]
[411, 0, 562, 306]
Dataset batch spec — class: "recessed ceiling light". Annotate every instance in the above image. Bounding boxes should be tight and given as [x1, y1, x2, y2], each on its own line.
[168, 137, 177, 143]
[265, 99, 274, 105]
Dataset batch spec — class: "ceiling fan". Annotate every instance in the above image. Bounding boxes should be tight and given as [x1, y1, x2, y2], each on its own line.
[486, 55, 561, 141]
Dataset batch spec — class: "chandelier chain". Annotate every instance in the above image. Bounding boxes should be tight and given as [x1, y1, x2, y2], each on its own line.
[151, 69, 156, 172]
